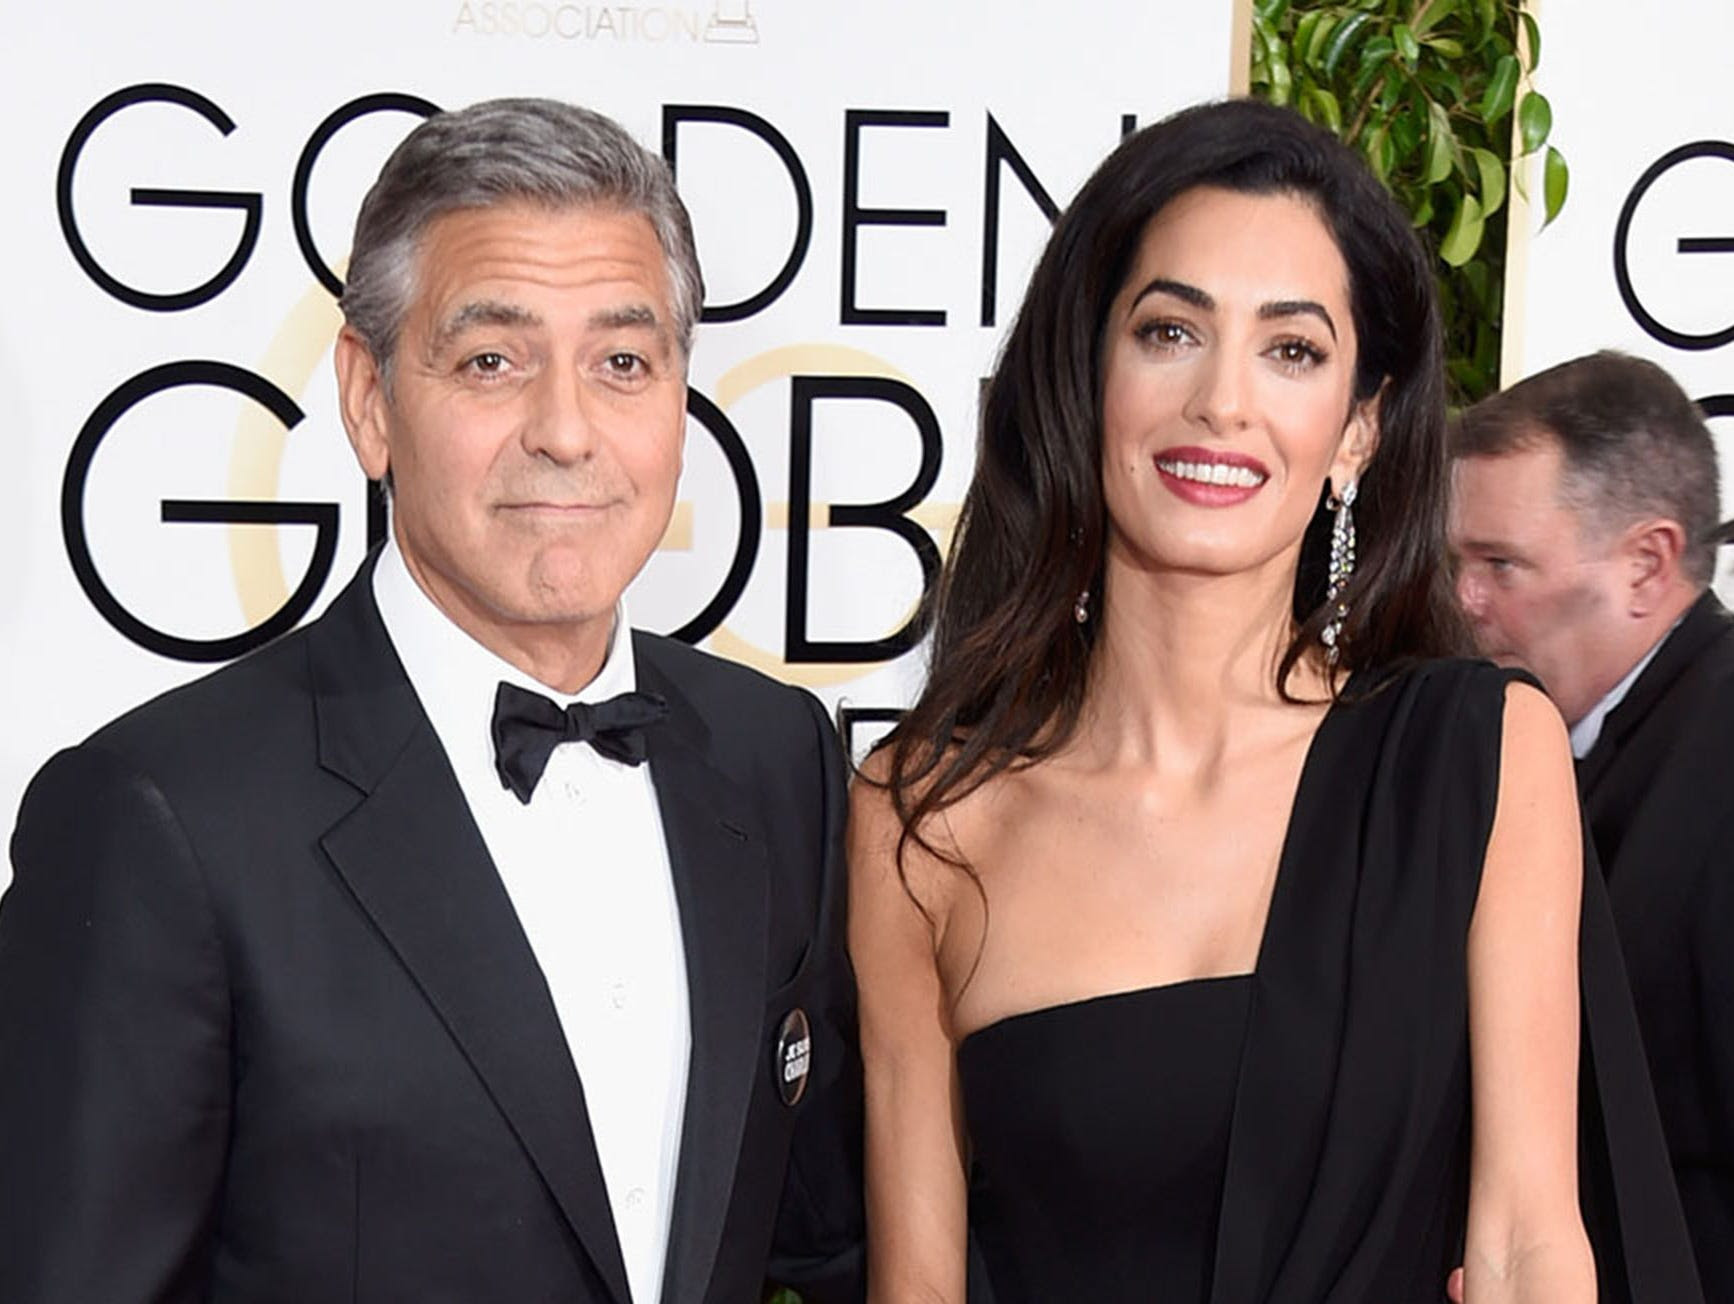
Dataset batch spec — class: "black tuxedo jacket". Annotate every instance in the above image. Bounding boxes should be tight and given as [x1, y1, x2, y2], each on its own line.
[1578, 590, 1734, 1301]
[0, 561, 864, 1304]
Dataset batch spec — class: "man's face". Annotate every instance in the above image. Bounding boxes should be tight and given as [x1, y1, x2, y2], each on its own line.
[1449, 438, 1629, 725]
[338, 201, 686, 654]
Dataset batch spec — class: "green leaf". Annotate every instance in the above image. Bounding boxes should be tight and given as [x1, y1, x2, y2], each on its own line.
[1519, 9, 1542, 69]
[1352, 43, 1394, 100]
[1419, 65, 1466, 104]
[1479, 54, 1519, 122]
[1305, 85, 1344, 134]
[1321, 12, 1372, 78]
[1424, 36, 1465, 58]
[1390, 105, 1422, 161]
[1359, 34, 1396, 67]
[1471, 146, 1506, 216]
[1366, 125, 1394, 184]
[1412, 190, 1436, 228]
[1440, 193, 1486, 266]
[1474, 0, 1497, 38]
[1255, 0, 1291, 20]
[1461, 259, 1493, 314]
[1425, 100, 1457, 184]
[1395, 23, 1421, 65]
[1260, 24, 1294, 104]
[1295, 11, 1326, 66]
[1542, 144, 1570, 227]
[1414, 0, 1459, 37]
[1518, 89, 1552, 155]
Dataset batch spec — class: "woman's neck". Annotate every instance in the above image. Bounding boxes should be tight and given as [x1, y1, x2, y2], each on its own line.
[1081, 559, 1330, 767]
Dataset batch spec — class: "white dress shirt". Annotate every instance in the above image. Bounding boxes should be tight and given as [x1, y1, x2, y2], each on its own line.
[373, 540, 690, 1304]
[1568, 616, 1682, 760]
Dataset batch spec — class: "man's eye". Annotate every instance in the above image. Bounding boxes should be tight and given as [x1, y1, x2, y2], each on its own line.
[466, 352, 510, 375]
[606, 352, 647, 377]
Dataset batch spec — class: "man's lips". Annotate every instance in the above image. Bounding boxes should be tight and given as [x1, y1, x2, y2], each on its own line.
[497, 500, 617, 513]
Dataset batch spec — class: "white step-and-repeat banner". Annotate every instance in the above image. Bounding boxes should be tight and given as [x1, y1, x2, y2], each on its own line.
[0, 3, 1243, 866]
[1511, 0, 1734, 596]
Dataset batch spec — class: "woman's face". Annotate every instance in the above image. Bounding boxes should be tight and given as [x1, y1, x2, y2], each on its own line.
[1098, 185, 1376, 588]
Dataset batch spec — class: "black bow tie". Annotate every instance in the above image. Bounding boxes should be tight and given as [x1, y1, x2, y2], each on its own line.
[490, 681, 668, 803]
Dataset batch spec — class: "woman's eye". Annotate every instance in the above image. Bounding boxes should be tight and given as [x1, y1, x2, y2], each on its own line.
[1271, 338, 1326, 368]
[1136, 320, 1192, 348]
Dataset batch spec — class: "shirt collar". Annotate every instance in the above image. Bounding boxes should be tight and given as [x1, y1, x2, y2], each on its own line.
[1568, 615, 1682, 759]
[372, 537, 637, 776]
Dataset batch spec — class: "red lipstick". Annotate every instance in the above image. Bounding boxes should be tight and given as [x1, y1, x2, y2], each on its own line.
[1152, 446, 1270, 507]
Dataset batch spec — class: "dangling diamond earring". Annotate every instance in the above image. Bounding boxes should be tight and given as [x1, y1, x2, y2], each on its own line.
[1321, 479, 1357, 661]
[1074, 588, 1091, 625]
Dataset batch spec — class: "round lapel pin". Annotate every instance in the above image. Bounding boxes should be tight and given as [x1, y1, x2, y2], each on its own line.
[773, 1008, 812, 1106]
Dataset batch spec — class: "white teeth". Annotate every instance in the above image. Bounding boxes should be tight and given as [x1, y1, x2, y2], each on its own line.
[1157, 458, 1266, 488]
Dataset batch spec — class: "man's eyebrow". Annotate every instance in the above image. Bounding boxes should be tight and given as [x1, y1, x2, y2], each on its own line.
[1259, 298, 1338, 341]
[433, 300, 541, 348]
[1129, 277, 1213, 311]
[1455, 536, 1521, 557]
[589, 303, 663, 332]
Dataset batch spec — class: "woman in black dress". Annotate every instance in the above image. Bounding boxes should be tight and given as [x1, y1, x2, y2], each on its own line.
[848, 101, 1698, 1303]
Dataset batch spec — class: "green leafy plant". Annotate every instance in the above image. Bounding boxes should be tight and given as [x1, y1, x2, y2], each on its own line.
[1249, 0, 1566, 401]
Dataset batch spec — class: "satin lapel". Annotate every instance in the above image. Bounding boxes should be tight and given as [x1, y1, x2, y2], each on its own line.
[636, 641, 769, 1304]
[1578, 592, 1732, 799]
[1209, 695, 1366, 1304]
[309, 565, 633, 1304]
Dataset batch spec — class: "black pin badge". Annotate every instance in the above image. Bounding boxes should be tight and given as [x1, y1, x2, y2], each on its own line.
[774, 1008, 812, 1106]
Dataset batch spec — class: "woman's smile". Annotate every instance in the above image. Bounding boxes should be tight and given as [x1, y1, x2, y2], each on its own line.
[1154, 445, 1270, 506]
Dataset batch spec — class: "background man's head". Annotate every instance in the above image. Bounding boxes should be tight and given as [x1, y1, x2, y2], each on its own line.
[332, 99, 704, 683]
[1448, 350, 1719, 725]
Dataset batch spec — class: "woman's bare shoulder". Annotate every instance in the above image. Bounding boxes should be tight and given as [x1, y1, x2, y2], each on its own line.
[848, 741, 1021, 926]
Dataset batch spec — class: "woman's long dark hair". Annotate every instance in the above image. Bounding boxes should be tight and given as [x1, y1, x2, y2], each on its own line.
[884, 98, 1467, 867]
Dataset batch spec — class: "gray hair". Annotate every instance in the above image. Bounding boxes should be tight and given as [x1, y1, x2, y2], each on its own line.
[341, 98, 703, 373]
[1451, 350, 1721, 586]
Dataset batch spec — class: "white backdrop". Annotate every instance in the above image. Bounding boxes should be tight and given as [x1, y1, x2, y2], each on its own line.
[1510, 0, 1734, 598]
[0, 2, 1242, 875]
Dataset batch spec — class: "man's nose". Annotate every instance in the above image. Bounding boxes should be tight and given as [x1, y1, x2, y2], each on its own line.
[524, 367, 599, 463]
[1454, 564, 1488, 622]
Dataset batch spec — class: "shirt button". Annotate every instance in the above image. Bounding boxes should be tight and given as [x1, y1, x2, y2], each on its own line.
[610, 981, 629, 1010]
[624, 1186, 646, 1209]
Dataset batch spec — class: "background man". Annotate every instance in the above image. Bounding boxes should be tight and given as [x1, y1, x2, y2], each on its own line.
[0, 99, 861, 1303]
[1449, 349, 1733, 1298]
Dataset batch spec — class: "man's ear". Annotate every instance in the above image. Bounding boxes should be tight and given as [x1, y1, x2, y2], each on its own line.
[1620, 517, 1689, 617]
[334, 326, 392, 481]
[1331, 386, 1383, 492]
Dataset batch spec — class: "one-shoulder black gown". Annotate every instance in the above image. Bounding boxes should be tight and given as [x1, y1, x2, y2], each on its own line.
[956, 661, 1702, 1304]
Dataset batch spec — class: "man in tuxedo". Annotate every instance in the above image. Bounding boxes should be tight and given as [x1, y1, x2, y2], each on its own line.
[1449, 349, 1734, 1298]
[0, 98, 862, 1303]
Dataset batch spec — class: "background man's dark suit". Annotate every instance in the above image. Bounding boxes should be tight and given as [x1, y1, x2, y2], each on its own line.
[1578, 589, 1734, 1301]
[0, 560, 863, 1303]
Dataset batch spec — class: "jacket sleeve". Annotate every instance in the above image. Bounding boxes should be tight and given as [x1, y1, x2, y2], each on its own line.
[763, 691, 866, 1304]
[1576, 830, 1707, 1304]
[0, 744, 232, 1304]
[1684, 807, 1734, 1298]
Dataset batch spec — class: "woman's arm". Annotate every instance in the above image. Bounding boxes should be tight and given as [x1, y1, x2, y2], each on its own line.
[847, 766, 970, 1304]
[1462, 681, 1597, 1303]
